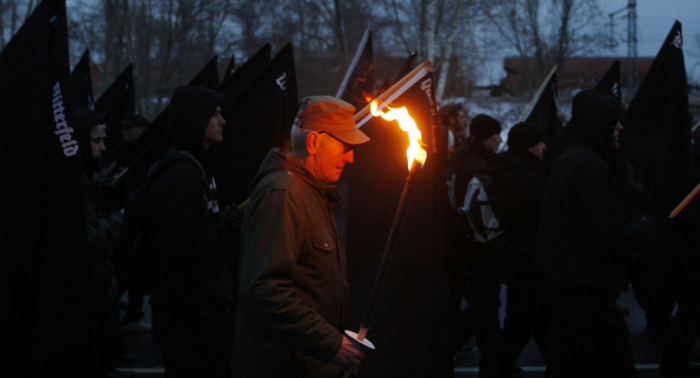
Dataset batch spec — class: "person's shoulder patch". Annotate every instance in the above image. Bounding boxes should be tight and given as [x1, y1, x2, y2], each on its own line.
[272, 170, 297, 191]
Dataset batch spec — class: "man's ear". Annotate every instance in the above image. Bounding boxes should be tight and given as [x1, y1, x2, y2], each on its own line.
[306, 132, 319, 156]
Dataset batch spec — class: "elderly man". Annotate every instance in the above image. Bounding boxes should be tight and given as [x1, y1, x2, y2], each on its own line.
[233, 96, 369, 377]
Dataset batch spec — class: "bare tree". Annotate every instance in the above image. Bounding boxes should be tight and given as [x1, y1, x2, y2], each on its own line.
[480, 0, 604, 89]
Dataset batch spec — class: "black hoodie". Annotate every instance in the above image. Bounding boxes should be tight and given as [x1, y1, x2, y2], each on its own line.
[535, 91, 648, 294]
[146, 85, 232, 308]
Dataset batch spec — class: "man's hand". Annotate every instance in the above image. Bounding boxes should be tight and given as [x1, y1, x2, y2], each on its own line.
[330, 335, 365, 369]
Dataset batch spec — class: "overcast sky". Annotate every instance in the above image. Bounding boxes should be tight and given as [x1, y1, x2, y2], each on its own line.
[601, 0, 700, 82]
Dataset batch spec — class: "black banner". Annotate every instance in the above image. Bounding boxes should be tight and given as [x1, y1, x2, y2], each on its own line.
[95, 64, 136, 150]
[336, 29, 374, 111]
[71, 49, 94, 110]
[223, 53, 236, 83]
[524, 73, 560, 144]
[219, 44, 271, 112]
[620, 21, 693, 216]
[339, 64, 452, 376]
[190, 55, 221, 91]
[0, 0, 95, 373]
[392, 51, 417, 84]
[212, 43, 297, 207]
[594, 60, 621, 102]
[112, 54, 226, 185]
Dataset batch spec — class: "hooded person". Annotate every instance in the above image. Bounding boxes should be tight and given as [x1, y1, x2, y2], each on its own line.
[448, 113, 502, 375]
[76, 108, 125, 377]
[535, 90, 654, 377]
[144, 85, 236, 377]
[233, 96, 369, 378]
[487, 122, 549, 377]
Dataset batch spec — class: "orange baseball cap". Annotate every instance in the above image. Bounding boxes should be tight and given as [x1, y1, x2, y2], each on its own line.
[294, 96, 370, 145]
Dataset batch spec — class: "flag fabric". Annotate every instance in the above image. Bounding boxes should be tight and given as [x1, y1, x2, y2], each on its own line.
[392, 51, 417, 84]
[112, 54, 228, 185]
[0, 0, 96, 373]
[339, 63, 453, 376]
[595, 60, 622, 102]
[71, 49, 95, 110]
[212, 43, 297, 207]
[189, 55, 220, 91]
[223, 53, 236, 83]
[219, 44, 271, 112]
[95, 64, 135, 150]
[336, 29, 374, 111]
[620, 20, 693, 216]
[524, 72, 560, 144]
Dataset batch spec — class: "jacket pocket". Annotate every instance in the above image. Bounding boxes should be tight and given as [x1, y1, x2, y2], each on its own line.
[312, 229, 335, 252]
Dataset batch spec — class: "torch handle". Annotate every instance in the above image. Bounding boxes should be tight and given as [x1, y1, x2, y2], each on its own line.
[359, 164, 419, 332]
[669, 181, 700, 218]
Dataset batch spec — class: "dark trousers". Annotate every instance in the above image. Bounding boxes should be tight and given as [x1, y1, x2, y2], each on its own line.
[153, 305, 234, 378]
[492, 273, 549, 377]
[546, 287, 635, 378]
[450, 254, 501, 369]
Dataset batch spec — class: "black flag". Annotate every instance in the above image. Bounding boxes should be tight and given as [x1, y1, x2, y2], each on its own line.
[595, 60, 622, 102]
[0, 0, 95, 373]
[223, 53, 236, 82]
[189, 55, 221, 90]
[212, 43, 297, 207]
[336, 29, 374, 110]
[393, 51, 417, 84]
[219, 44, 271, 112]
[524, 72, 560, 144]
[111, 54, 232, 184]
[71, 49, 95, 110]
[95, 64, 136, 150]
[339, 62, 453, 376]
[620, 20, 693, 216]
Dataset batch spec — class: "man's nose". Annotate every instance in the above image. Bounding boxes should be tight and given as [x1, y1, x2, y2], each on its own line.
[344, 150, 354, 164]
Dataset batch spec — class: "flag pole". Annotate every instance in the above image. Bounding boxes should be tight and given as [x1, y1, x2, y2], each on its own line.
[669, 182, 700, 218]
[498, 65, 558, 153]
[691, 119, 700, 134]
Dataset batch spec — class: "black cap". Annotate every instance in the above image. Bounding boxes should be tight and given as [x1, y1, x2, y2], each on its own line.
[469, 114, 501, 141]
[508, 122, 543, 151]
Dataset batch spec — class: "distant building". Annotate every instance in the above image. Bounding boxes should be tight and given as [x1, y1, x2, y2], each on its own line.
[503, 57, 654, 92]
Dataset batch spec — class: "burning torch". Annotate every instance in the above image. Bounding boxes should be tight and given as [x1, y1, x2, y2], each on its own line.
[342, 100, 428, 377]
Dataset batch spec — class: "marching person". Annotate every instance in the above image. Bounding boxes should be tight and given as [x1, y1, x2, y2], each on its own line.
[449, 114, 503, 375]
[146, 86, 236, 377]
[535, 90, 655, 377]
[233, 96, 369, 377]
[77, 109, 125, 377]
[488, 122, 549, 377]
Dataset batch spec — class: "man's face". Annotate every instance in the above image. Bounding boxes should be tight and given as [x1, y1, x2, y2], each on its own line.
[452, 110, 468, 141]
[613, 122, 623, 149]
[528, 141, 546, 160]
[203, 106, 225, 149]
[91, 124, 107, 158]
[482, 133, 503, 153]
[313, 132, 355, 184]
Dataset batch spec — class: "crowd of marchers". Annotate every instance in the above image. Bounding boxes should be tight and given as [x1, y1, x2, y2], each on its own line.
[81, 86, 699, 378]
[441, 90, 699, 378]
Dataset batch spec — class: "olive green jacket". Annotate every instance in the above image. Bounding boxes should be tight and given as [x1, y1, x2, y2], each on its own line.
[233, 148, 349, 378]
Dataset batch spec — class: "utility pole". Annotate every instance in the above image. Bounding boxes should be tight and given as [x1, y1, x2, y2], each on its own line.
[627, 0, 638, 93]
[606, 0, 638, 101]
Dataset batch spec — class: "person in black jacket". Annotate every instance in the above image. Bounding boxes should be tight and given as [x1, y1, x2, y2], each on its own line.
[449, 114, 503, 375]
[535, 90, 654, 378]
[147, 85, 235, 377]
[489, 122, 548, 377]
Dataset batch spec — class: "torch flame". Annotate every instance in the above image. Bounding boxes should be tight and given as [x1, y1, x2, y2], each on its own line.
[370, 101, 427, 171]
